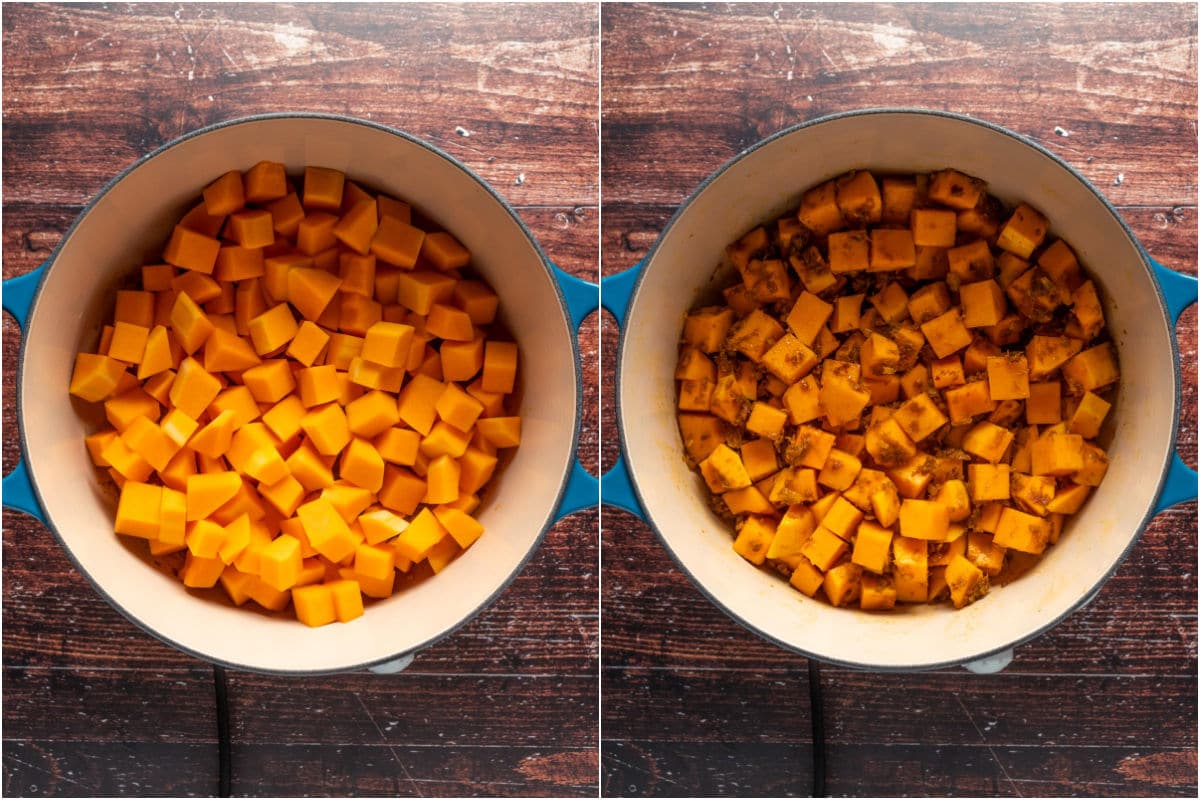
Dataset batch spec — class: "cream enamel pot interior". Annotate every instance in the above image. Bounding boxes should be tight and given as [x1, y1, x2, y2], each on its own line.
[608, 108, 1196, 672]
[2, 113, 597, 675]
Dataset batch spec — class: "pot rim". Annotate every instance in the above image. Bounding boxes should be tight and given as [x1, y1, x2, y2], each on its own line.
[15, 111, 583, 675]
[614, 106, 1181, 672]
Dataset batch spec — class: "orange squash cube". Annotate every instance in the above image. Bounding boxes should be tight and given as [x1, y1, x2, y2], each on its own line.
[869, 228, 915, 271]
[996, 202, 1048, 258]
[303, 166, 345, 211]
[69, 352, 128, 402]
[898, 499, 950, 541]
[797, 179, 845, 235]
[163, 225, 221, 275]
[334, 198, 380, 256]
[731, 515, 776, 566]
[301, 402, 351, 456]
[371, 216, 426, 268]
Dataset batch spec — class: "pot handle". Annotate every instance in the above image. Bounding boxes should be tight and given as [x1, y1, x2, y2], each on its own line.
[596, 265, 647, 520]
[1149, 258, 1198, 514]
[3, 264, 48, 523]
[548, 264, 603, 520]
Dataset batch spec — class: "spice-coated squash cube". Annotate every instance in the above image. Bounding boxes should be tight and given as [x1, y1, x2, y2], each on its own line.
[992, 506, 1051, 554]
[860, 573, 897, 610]
[817, 448, 862, 492]
[835, 170, 883, 226]
[1061, 343, 1119, 395]
[743, 402, 787, 442]
[945, 554, 988, 608]
[798, 179, 845, 235]
[868, 228, 915, 271]
[698, 443, 752, 493]
[921, 308, 972, 359]
[928, 169, 985, 210]
[732, 515, 777, 566]
[1067, 391, 1111, 438]
[790, 245, 840, 294]
[801, 526, 849, 572]
[742, 258, 792, 303]
[1031, 432, 1085, 476]
[959, 279, 1007, 328]
[827, 230, 870, 273]
[907, 281, 952, 325]
[823, 562, 864, 607]
[996, 202, 1048, 259]
[986, 355, 1030, 401]
[910, 208, 957, 248]
[891, 536, 928, 602]
[943, 380, 997, 424]
[760, 334, 818, 384]
[961, 420, 1015, 463]
[947, 239, 994, 282]
[967, 463, 1010, 502]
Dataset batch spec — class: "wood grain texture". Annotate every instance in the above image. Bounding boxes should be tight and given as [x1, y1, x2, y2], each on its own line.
[600, 2, 1197, 797]
[3, 3, 599, 797]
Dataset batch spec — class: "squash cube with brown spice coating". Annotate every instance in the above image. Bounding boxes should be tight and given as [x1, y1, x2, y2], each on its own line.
[993, 506, 1051, 554]
[996, 202, 1049, 258]
[986, 354, 1030, 401]
[823, 562, 864, 607]
[860, 573, 898, 610]
[732, 515, 777, 566]
[945, 554, 989, 608]
[836, 170, 883, 226]
[801, 526, 850, 572]
[798, 179, 845, 235]
[828, 230, 870, 273]
[921, 308, 973, 358]
[761, 333, 819, 384]
[698, 443, 752, 494]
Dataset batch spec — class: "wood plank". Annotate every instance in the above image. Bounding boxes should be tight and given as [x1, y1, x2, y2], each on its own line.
[826, 743, 1198, 798]
[3, 740, 598, 797]
[1, 3, 599, 208]
[602, 740, 814, 798]
[602, 665, 1194, 747]
[2, 667, 216, 743]
[2, 513, 597, 674]
[226, 742, 598, 797]
[600, 3, 1196, 207]
[3, 741, 217, 797]
[601, 665, 815, 743]
[603, 740, 1198, 798]
[225, 671, 596, 748]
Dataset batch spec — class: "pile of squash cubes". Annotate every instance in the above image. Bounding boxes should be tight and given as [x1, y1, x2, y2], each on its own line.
[69, 163, 520, 626]
[676, 168, 1117, 611]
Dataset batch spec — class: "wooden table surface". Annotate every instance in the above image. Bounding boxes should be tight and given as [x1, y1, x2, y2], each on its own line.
[599, 2, 1197, 797]
[2, 3, 598, 797]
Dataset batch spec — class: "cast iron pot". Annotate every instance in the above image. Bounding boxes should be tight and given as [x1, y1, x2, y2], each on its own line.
[605, 108, 1196, 673]
[3, 113, 598, 675]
